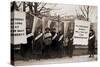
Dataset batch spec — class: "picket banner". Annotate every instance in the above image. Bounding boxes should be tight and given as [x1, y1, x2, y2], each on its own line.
[73, 19, 90, 45]
[32, 16, 39, 34]
[11, 11, 27, 45]
[42, 17, 46, 33]
[48, 20, 52, 28]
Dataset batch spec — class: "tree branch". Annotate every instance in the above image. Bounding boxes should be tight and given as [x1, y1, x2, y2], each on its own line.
[80, 7, 86, 18]
[38, 3, 47, 13]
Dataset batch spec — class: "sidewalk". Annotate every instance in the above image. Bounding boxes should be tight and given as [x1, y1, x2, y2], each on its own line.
[15, 55, 97, 66]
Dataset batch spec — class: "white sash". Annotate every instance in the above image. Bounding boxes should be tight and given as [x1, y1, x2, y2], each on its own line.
[35, 33, 43, 40]
[44, 33, 52, 39]
[52, 33, 57, 40]
[89, 35, 94, 40]
[27, 33, 33, 38]
[58, 35, 63, 41]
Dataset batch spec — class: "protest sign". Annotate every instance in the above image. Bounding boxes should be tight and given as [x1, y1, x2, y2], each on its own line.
[73, 19, 90, 45]
[11, 11, 27, 45]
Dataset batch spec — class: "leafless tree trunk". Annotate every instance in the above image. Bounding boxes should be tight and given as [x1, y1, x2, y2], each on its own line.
[11, 1, 19, 11]
[77, 6, 92, 21]
[80, 6, 90, 21]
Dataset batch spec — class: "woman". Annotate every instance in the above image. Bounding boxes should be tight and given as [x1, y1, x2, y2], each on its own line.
[33, 28, 43, 60]
[67, 30, 74, 57]
[88, 29, 95, 58]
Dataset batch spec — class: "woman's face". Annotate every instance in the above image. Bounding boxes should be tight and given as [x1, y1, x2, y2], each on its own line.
[38, 29, 41, 33]
[27, 28, 30, 33]
[70, 30, 73, 33]
[45, 29, 49, 33]
[90, 31, 92, 34]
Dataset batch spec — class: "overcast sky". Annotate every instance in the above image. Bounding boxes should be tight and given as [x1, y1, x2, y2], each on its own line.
[16, 1, 97, 23]
[44, 3, 97, 23]
[45, 3, 79, 16]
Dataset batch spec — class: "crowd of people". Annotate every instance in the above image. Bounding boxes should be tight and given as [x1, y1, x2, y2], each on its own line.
[20, 27, 75, 60]
[18, 27, 96, 61]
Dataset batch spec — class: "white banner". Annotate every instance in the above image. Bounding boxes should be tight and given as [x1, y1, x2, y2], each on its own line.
[73, 19, 90, 45]
[42, 17, 46, 33]
[11, 11, 27, 45]
[32, 16, 38, 34]
[48, 20, 52, 28]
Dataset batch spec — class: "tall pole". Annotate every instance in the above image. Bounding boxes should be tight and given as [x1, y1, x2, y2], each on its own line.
[87, 6, 89, 21]
[34, 2, 38, 16]
[58, 15, 60, 32]
[23, 2, 26, 12]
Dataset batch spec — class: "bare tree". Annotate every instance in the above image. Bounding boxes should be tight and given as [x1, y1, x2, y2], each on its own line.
[76, 5, 96, 21]
[11, 1, 20, 11]
[80, 6, 89, 21]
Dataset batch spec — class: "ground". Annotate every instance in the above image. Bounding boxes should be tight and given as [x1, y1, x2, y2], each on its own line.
[15, 55, 97, 66]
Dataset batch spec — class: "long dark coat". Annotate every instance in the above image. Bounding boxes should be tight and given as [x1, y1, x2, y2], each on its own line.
[88, 32, 95, 53]
[67, 32, 73, 57]
[51, 32, 58, 50]
[33, 32, 43, 55]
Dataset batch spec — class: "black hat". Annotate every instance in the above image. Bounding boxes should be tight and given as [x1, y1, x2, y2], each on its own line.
[45, 27, 50, 30]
